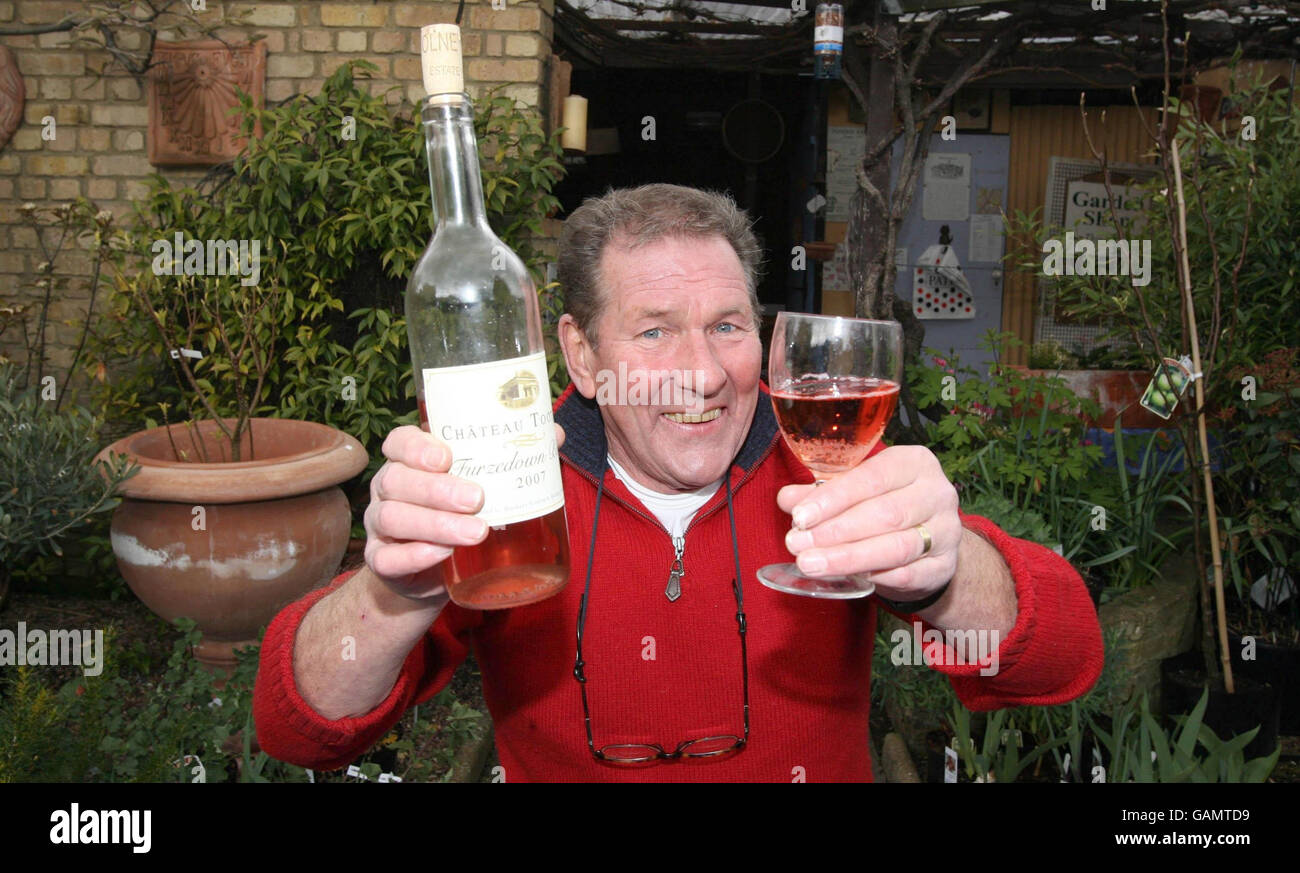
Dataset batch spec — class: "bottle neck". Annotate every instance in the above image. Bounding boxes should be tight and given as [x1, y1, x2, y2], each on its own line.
[422, 94, 489, 228]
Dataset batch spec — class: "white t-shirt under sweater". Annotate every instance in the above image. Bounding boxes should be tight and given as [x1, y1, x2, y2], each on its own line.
[606, 454, 722, 540]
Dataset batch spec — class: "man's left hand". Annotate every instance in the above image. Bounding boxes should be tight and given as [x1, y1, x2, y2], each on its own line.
[777, 445, 961, 603]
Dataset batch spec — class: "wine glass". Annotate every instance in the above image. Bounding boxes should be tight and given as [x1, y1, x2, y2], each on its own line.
[757, 312, 903, 598]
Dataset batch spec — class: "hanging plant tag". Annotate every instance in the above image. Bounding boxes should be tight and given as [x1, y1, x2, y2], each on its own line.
[1138, 356, 1193, 419]
[171, 754, 206, 783]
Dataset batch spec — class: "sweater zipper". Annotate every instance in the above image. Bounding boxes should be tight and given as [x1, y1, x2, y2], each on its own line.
[666, 536, 685, 602]
[565, 436, 780, 602]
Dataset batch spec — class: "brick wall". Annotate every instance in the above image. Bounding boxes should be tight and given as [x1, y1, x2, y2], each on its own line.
[0, 0, 556, 373]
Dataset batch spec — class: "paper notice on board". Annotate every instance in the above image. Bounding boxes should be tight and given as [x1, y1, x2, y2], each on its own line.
[922, 153, 971, 222]
[826, 126, 865, 222]
[969, 214, 1004, 263]
[823, 241, 850, 292]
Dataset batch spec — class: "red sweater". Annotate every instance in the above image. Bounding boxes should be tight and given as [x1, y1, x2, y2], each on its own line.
[253, 385, 1104, 782]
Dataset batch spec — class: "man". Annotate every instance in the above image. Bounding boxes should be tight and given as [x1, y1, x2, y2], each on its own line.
[253, 184, 1103, 781]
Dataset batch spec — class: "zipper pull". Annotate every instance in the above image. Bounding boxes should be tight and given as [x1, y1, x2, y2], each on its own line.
[666, 535, 685, 602]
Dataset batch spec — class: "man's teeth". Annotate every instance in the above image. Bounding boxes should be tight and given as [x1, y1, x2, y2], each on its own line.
[664, 409, 721, 423]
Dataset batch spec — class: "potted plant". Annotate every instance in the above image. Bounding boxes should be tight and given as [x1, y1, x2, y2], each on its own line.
[92, 252, 365, 672]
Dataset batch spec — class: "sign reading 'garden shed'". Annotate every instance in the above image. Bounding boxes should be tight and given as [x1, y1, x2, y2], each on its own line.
[1063, 180, 1150, 239]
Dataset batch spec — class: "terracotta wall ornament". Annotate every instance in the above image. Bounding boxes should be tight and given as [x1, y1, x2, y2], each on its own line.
[0, 45, 24, 152]
[147, 40, 266, 166]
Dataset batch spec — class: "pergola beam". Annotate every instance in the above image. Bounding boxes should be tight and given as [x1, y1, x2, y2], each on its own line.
[556, 0, 1300, 75]
[579, 18, 797, 35]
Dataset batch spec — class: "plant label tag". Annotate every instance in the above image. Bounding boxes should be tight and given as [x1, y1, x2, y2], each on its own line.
[171, 754, 205, 783]
[1139, 356, 1192, 419]
[944, 742, 959, 783]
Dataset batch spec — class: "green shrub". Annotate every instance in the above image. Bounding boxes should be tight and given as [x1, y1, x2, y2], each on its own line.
[910, 331, 1104, 492]
[0, 620, 308, 783]
[958, 491, 1053, 546]
[0, 360, 138, 601]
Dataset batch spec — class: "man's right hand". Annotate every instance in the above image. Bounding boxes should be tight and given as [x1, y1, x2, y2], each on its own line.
[288, 422, 564, 723]
[363, 425, 488, 600]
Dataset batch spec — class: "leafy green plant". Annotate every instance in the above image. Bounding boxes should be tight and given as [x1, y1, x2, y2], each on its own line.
[0, 620, 309, 783]
[0, 613, 493, 783]
[1043, 699, 1093, 782]
[942, 686, 1277, 783]
[870, 627, 957, 727]
[910, 331, 1103, 492]
[0, 665, 67, 781]
[959, 491, 1053, 546]
[0, 360, 138, 604]
[1026, 340, 1080, 370]
[875, 623, 1137, 782]
[1089, 689, 1279, 783]
[937, 625, 1127, 782]
[1098, 414, 1193, 595]
[0, 200, 139, 595]
[948, 702, 1068, 783]
[377, 687, 487, 783]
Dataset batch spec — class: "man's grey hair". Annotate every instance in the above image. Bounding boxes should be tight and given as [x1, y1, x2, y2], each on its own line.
[557, 183, 764, 346]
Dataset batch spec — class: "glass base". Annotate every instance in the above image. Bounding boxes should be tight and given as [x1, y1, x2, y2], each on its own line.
[756, 563, 875, 599]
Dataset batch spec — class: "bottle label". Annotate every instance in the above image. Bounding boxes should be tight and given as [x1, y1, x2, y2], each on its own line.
[421, 351, 563, 527]
[814, 25, 844, 47]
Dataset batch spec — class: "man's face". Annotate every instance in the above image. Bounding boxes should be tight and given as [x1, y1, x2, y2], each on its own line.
[565, 235, 762, 493]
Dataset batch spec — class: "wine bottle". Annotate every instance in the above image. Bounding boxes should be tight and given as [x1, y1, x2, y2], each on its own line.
[405, 23, 569, 610]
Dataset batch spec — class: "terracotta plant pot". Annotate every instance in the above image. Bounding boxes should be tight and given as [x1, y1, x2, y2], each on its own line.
[94, 417, 368, 672]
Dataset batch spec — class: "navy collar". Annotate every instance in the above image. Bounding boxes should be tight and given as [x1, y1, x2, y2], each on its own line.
[555, 383, 780, 482]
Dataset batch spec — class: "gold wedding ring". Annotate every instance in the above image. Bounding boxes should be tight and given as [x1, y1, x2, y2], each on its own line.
[916, 523, 933, 557]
